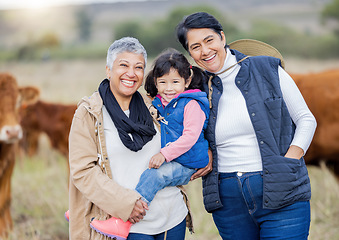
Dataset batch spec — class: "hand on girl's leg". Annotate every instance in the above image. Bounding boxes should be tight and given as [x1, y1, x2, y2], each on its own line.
[128, 199, 148, 223]
[149, 152, 166, 169]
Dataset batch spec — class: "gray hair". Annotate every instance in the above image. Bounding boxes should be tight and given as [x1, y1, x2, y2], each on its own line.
[106, 37, 147, 69]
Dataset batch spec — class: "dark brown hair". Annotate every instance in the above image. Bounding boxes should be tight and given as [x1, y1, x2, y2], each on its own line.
[176, 12, 224, 51]
[144, 48, 206, 97]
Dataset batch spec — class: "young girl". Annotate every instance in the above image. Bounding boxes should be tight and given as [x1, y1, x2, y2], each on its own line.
[90, 48, 210, 239]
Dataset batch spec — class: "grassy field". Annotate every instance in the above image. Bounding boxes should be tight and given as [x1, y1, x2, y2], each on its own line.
[7, 146, 339, 240]
[1, 59, 339, 239]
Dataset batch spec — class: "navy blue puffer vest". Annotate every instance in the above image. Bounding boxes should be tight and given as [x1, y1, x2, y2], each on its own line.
[202, 49, 311, 212]
[152, 91, 210, 169]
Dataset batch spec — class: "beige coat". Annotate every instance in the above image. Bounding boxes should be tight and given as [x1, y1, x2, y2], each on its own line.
[68, 91, 193, 239]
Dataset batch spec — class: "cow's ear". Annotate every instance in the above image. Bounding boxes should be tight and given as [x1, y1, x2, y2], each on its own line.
[18, 87, 40, 106]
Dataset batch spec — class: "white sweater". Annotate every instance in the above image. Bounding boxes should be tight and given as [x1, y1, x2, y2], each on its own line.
[215, 48, 317, 173]
[102, 106, 187, 234]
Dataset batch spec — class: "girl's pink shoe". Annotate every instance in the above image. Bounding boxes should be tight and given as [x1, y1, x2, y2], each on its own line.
[90, 217, 132, 240]
[65, 210, 70, 222]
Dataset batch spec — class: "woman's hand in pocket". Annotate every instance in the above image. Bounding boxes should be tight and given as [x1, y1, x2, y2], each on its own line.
[284, 145, 304, 160]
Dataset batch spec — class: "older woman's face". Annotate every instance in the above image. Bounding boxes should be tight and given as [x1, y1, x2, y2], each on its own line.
[106, 51, 145, 102]
[186, 28, 226, 73]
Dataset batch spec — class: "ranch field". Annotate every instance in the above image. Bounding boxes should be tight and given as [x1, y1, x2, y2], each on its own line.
[1, 58, 339, 239]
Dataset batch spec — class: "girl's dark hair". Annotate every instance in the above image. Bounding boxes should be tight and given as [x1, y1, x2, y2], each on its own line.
[144, 48, 206, 98]
[176, 12, 223, 51]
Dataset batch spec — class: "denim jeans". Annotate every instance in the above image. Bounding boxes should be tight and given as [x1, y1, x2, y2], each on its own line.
[212, 171, 311, 240]
[127, 218, 186, 240]
[135, 161, 196, 203]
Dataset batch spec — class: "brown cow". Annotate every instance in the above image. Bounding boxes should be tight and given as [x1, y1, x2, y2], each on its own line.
[19, 100, 77, 159]
[291, 69, 339, 180]
[0, 72, 39, 237]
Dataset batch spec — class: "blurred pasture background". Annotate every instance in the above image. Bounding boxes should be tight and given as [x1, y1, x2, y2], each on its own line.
[1, 0, 339, 239]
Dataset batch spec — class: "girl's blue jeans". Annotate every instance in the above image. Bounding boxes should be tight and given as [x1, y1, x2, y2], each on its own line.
[135, 161, 195, 203]
[212, 171, 311, 240]
[127, 218, 186, 240]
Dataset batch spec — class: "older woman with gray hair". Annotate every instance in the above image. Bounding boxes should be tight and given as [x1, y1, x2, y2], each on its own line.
[68, 37, 190, 240]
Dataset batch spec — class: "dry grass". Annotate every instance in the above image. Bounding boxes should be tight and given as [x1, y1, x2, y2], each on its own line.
[308, 163, 339, 239]
[9, 137, 69, 240]
[1, 59, 338, 239]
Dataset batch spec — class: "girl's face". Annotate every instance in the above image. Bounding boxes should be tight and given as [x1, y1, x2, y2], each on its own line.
[186, 28, 227, 73]
[156, 68, 190, 103]
[106, 51, 145, 105]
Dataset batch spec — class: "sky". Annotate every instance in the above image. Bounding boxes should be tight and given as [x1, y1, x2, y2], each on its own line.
[0, 0, 149, 10]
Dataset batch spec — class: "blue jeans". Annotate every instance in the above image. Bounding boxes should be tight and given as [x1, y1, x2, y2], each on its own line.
[135, 161, 196, 203]
[212, 171, 311, 240]
[127, 218, 186, 240]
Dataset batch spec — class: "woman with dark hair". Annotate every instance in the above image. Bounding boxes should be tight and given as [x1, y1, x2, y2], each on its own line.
[176, 12, 317, 240]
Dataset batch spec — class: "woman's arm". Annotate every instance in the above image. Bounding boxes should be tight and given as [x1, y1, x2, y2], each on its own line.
[69, 111, 141, 222]
[279, 67, 317, 158]
[285, 145, 304, 160]
[190, 148, 213, 180]
[160, 100, 206, 161]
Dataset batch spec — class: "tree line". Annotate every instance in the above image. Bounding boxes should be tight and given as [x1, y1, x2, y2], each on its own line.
[2, 0, 339, 61]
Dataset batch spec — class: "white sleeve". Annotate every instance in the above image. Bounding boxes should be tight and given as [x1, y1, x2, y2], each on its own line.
[279, 67, 317, 155]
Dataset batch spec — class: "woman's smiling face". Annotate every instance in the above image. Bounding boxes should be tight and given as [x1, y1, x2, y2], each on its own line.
[186, 28, 227, 73]
[106, 51, 145, 103]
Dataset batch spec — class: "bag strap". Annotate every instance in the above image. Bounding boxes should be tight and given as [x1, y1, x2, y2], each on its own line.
[208, 56, 249, 108]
